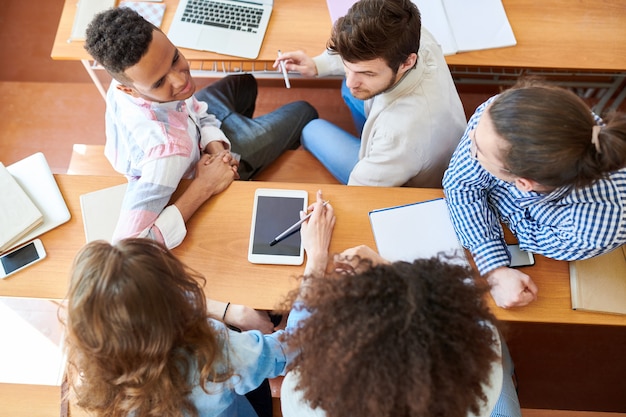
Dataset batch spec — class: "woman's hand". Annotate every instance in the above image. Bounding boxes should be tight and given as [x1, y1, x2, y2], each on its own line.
[333, 245, 389, 275]
[301, 190, 335, 276]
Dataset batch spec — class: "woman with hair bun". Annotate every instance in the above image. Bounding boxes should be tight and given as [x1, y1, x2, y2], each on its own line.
[443, 79, 626, 309]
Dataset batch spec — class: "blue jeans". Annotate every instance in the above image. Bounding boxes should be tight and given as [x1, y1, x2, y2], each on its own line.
[491, 337, 522, 417]
[301, 80, 364, 184]
[194, 74, 318, 180]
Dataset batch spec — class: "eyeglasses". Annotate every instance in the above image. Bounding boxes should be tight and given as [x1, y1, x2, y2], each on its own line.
[468, 129, 513, 175]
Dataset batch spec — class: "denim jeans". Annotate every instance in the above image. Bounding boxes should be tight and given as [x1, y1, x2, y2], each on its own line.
[300, 80, 364, 184]
[194, 74, 318, 180]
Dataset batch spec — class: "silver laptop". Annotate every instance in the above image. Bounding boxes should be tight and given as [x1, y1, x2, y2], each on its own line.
[167, 0, 273, 59]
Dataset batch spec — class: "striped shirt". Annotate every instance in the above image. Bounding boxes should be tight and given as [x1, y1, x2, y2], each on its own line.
[104, 82, 230, 249]
[443, 97, 626, 275]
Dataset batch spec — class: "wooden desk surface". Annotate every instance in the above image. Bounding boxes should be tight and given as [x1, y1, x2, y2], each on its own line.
[51, 0, 626, 72]
[445, 0, 626, 72]
[1, 175, 625, 327]
[51, 0, 332, 62]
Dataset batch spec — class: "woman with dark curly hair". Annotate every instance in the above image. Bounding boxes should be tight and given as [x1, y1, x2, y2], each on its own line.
[280, 243, 521, 417]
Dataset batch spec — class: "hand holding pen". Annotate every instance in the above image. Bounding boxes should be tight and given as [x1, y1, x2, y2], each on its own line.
[269, 199, 330, 246]
[273, 50, 319, 78]
[300, 190, 336, 276]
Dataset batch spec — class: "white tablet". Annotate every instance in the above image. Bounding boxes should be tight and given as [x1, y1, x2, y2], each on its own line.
[248, 188, 308, 265]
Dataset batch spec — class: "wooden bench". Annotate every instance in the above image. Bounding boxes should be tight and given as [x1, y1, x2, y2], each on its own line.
[67, 144, 119, 176]
[67, 144, 339, 184]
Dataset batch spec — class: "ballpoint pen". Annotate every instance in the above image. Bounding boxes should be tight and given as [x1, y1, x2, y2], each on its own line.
[277, 50, 291, 89]
[269, 200, 329, 246]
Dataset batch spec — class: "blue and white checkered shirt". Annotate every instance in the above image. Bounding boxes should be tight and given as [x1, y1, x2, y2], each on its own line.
[443, 97, 626, 275]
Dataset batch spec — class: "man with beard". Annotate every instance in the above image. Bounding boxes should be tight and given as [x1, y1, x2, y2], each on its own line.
[274, 0, 465, 187]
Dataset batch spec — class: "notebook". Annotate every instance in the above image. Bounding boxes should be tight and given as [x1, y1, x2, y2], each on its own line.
[79, 183, 127, 243]
[569, 246, 626, 315]
[69, 0, 116, 41]
[167, 0, 273, 59]
[4, 153, 71, 251]
[326, 0, 516, 56]
[0, 297, 66, 386]
[369, 198, 468, 265]
[0, 163, 43, 253]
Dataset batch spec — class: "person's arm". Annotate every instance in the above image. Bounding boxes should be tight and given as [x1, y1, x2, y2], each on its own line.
[112, 154, 192, 248]
[113, 152, 236, 249]
[442, 138, 540, 308]
[210, 321, 289, 395]
[300, 190, 336, 277]
[272, 50, 319, 77]
[272, 50, 345, 77]
[206, 299, 275, 334]
[173, 152, 237, 223]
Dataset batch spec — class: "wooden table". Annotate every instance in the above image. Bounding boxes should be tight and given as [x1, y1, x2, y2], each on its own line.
[444, 0, 626, 72]
[2, 174, 625, 327]
[52, 0, 626, 72]
[3, 175, 625, 416]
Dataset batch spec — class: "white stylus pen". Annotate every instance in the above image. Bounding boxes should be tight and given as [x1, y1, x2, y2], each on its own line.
[277, 50, 291, 89]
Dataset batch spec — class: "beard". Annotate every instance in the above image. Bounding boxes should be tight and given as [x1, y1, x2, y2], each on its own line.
[349, 73, 398, 100]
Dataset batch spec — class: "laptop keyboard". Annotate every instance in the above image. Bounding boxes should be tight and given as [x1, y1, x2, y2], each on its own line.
[181, 0, 264, 33]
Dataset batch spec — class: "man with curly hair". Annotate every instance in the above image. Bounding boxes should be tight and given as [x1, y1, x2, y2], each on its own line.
[84, 7, 318, 249]
[281, 244, 522, 417]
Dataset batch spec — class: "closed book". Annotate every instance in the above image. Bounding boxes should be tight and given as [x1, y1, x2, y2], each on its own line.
[0, 163, 43, 253]
[569, 246, 626, 315]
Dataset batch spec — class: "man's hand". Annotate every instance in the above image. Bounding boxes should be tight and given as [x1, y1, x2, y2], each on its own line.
[174, 152, 237, 222]
[203, 142, 240, 175]
[486, 266, 538, 308]
[273, 50, 318, 77]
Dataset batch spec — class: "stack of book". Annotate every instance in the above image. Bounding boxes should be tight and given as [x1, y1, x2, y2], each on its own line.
[0, 163, 43, 253]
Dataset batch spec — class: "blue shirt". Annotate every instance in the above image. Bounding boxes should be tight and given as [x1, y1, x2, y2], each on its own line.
[187, 307, 309, 417]
[442, 97, 626, 275]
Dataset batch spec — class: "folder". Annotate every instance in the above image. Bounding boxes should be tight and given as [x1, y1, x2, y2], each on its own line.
[79, 183, 127, 243]
[569, 246, 626, 315]
[3, 153, 71, 253]
[0, 163, 43, 253]
[369, 198, 467, 264]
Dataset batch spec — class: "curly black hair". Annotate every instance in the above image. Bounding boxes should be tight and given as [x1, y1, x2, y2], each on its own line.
[285, 256, 500, 417]
[84, 7, 156, 83]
